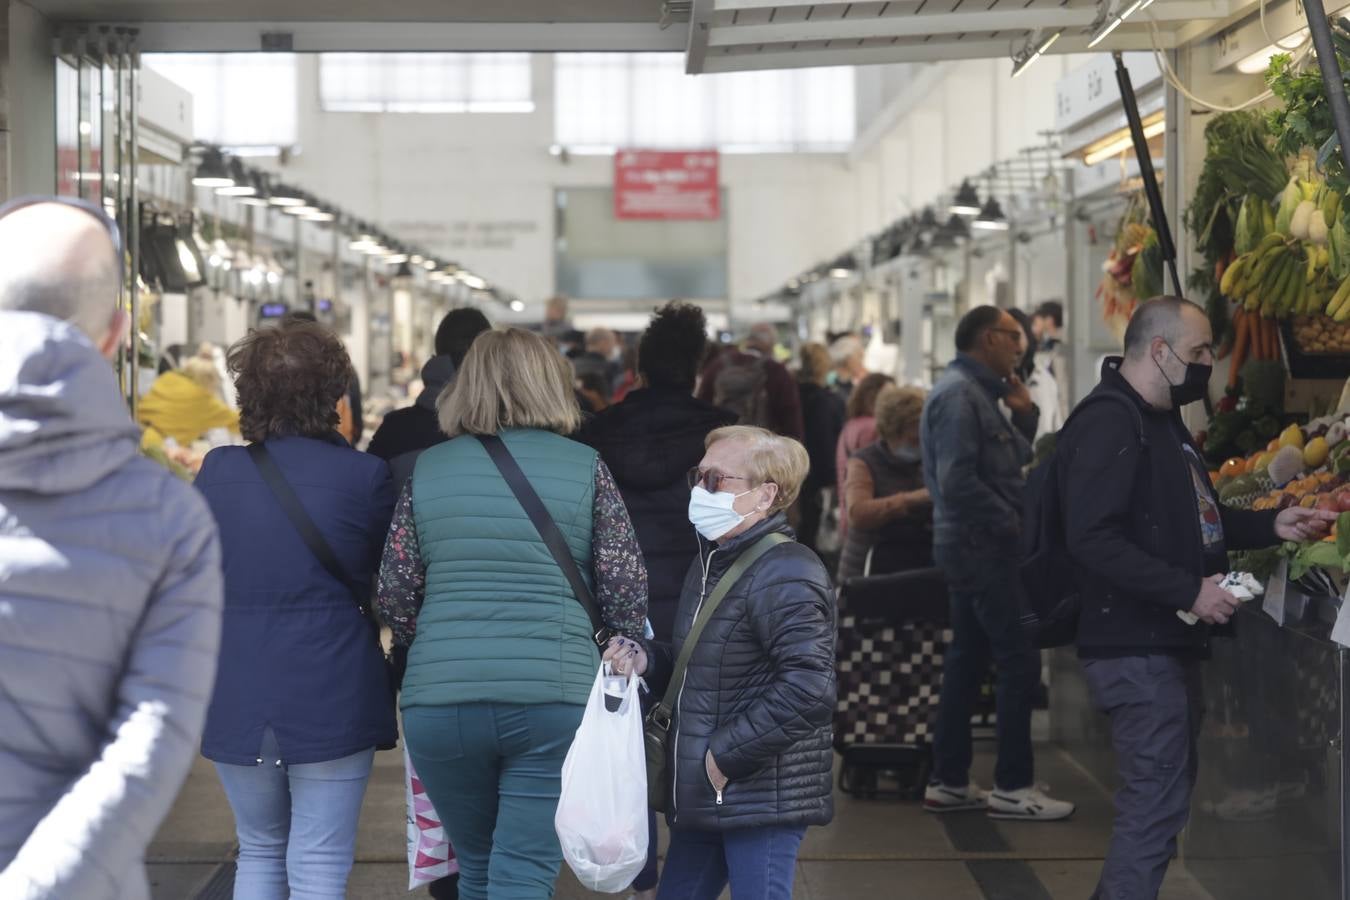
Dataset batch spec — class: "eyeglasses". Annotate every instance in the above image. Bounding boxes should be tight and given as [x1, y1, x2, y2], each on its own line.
[687, 467, 752, 493]
[990, 328, 1025, 342]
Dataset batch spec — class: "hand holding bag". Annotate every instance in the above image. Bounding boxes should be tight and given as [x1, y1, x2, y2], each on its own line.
[643, 533, 790, 812]
[555, 665, 648, 892]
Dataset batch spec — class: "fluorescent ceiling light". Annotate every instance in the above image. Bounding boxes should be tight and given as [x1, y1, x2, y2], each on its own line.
[282, 205, 319, 217]
[304, 210, 335, 222]
[1088, 14, 1124, 48]
[422, 259, 437, 271]
[509, 300, 526, 312]
[1236, 30, 1310, 74]
[216, 184, 256, 197]
[1083, 114, 1166, 166]
[457, 272, 487, 290]
[384, 254, 409, 265]
[829, 268, 852, 279]
[1012, 29, 1062, 78]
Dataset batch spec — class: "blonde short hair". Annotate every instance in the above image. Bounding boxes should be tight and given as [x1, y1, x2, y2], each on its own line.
[798, 343, 832, 386]
[874, 385, 927, 443]
[705, 425, 810, 514]
[180, 356, 222, 394]
[438, 327, 582, 437]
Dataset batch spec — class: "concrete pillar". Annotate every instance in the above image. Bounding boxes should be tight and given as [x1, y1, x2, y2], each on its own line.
[4, 2, 56, 199]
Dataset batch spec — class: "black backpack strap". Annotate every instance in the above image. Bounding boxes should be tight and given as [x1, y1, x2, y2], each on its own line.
[246, 443, 370, 618]
[475, 434, 611, 648]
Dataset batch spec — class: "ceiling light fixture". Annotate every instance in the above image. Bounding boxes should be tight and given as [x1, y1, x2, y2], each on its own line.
[215, 157, 257, 196]
[1087, 0, 1156, 49]
[268, 183, 307, 208]
[457, 272, 488, 290]
[1082, 114, 1166, 166]
[950, 180, 982, 216]
[1012, 28, 1063, 78]
[192, 148, 234, 189]
[1236, 28, 1310, 73]
[509, 299, 526, 313]
[972, 197, 1011, 231]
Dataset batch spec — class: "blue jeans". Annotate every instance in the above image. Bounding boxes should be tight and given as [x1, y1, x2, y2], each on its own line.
[656, 825, 806, 900]
[932, 542, 1037, 792]
[1083, 655, 1202, 900]
[213, 730, 375, 900]
[403, 702, 583, 900]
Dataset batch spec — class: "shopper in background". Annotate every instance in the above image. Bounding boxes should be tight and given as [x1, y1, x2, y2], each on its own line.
[1059, 297, 1334, 899]
[0, 198, 224, 900]
[578, 301, 736, 900]
[829, 333, 868, 404]
[576, 370, 613, 416]
[377, 327, 647, 900]
[834, 372, 896, 538]
[195, 321, 397, 900]
[367, 307, 492, 478]
[1033, 300, 1070, 426]
[1009, 309, 1065, 440]
[796, 342, 846, 556]
[586, 326, 625, 392]
[606, 426, 835, 900]
[539, 294, 573, 343]
[920, 305, 1072, 821]
[697, 322, 804, 440]
[838, 385, 931, 581]
[137, 350, 241, 450]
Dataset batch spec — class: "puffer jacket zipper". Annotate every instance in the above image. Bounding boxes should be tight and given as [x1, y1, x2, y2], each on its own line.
[672, 543, 717, 823]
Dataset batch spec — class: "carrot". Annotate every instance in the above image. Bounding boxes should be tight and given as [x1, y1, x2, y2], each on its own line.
[1229, 308, 1250, 388]
[1266, 317, 1280, 361]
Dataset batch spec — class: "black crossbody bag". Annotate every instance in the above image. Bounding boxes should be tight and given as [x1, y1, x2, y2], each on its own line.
[247, 443, 397, 713]
[475, 434, 612, 648]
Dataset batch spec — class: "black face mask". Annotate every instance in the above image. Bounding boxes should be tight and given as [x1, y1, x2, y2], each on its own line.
[1155, 341, 1212, 407]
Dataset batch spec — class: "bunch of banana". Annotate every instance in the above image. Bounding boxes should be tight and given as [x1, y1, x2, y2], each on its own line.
[1234, 194, 1275, 255]
[1326, 277, 1350, 322]
[1220, 234, 1306, 317]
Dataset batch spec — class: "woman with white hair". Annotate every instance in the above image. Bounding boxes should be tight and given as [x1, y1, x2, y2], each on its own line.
[607, 426, 836, 900]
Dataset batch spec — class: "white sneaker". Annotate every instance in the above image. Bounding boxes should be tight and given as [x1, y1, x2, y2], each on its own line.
[987, 786, 1075, 821]
[924, 781, 989, 813]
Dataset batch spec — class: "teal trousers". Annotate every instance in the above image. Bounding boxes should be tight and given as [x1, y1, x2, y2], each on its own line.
[404, 702, 583, 900]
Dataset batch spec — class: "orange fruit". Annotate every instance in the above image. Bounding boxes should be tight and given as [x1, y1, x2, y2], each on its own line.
[1220, 458, 1246, 480]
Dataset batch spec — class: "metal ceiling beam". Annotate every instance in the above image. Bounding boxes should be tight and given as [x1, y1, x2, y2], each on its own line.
[707, 8, 1100, 45]
[695, 30, 1179, 72]
[713, 0, 857, 10]
[90, 20, 686, 52]
[686, 0, 714, 74]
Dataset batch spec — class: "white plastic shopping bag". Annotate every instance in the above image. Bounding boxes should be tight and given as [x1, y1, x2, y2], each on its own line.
[404, 745, 459, 890]
[555, 664, 649, 892]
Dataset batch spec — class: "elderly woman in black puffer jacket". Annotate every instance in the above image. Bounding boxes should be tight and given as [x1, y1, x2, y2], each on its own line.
[606, 425, 836, 900]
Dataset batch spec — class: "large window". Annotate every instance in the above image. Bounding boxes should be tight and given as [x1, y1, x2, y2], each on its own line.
[319, 53, 534, 113]
[554, 53, 854, 153]
[143, 53, 298, 150]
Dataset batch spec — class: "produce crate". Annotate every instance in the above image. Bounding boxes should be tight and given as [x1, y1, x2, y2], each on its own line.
[1280, 316, 1350, 380]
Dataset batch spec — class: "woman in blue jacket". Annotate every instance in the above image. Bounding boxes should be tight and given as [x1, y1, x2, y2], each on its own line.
[195, 320, 396, 900]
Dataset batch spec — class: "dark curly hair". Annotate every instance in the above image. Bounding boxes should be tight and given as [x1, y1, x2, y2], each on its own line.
[228, 321, 354, 443]
[639, 301, 708, 389]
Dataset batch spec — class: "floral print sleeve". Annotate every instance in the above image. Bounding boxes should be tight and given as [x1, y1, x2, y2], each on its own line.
[593, 458, 649, 640]
[376, 483, 424, 648]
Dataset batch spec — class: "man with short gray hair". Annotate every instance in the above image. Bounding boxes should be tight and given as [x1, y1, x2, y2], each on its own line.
[0, 198, 224, 900]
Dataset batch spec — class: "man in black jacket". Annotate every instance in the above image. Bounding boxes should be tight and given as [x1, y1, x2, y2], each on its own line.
[1059, 297, 1333, 900]
[366, 307, 490, 480]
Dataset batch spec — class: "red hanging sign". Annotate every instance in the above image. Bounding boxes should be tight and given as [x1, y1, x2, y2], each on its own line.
[614, 150, 720, 221]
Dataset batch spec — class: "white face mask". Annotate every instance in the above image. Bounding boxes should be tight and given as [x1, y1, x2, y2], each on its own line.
[688, 485, 758, 541]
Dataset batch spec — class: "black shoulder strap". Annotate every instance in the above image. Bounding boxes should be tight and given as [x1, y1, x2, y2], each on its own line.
[475, 434, 611, 648]
[1065, 391, 1148, 448]
[246, 443, 370, 618]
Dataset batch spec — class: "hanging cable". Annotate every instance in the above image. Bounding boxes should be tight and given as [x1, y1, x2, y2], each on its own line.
[1259, 0, 1309, 51]
[1143, 14, 1311, 112]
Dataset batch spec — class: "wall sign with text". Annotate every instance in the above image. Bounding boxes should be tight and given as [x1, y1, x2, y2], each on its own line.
[614, 150, 720, 221]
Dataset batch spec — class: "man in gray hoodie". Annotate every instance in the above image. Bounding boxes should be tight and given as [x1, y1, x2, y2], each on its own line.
[0, 198, 224, 900]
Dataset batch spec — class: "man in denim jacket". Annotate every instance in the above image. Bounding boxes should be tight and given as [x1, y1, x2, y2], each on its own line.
[919, 306, 1074, 821]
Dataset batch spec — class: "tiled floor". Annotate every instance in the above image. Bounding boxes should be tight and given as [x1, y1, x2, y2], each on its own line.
[148, 745, 1217, 900]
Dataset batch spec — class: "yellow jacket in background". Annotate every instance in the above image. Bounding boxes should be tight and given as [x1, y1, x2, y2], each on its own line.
[137, 371, 240, 450]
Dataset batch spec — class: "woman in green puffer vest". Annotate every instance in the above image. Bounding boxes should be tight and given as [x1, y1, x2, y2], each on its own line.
[376, 327, 648, 900]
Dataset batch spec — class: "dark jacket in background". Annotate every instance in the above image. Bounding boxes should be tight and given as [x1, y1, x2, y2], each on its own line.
[194, 434, 398, 765]
[367, 355, 455, 464]
[920, 353, 1036, 551]
[645, 514, 836, 832]
[1060, 359, 1279, 657]
[798, 383, 846, 489]
[697, 349, 805, 441]
[578, 387, 736, 639]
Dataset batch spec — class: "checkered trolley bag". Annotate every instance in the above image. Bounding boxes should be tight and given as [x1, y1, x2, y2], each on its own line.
[834, 566, 952, 800]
